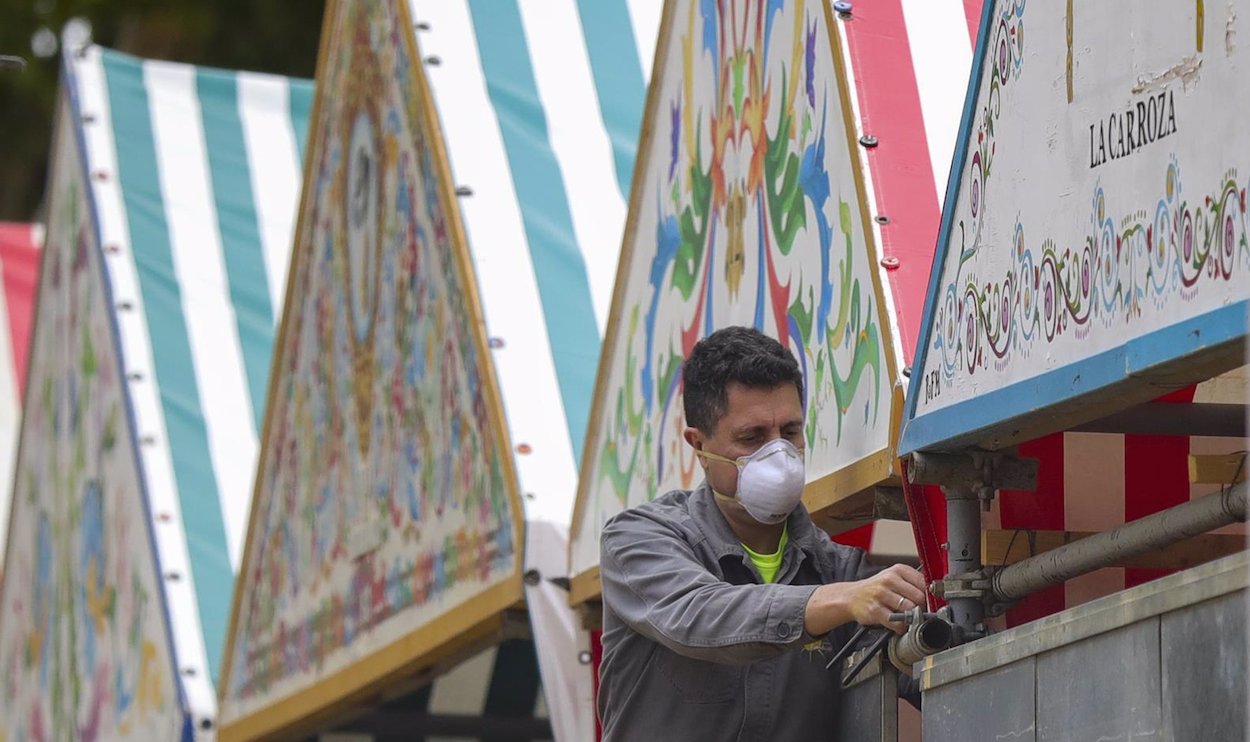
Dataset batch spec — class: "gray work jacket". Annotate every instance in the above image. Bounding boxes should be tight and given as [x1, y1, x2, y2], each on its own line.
[598, 482, 876, 741]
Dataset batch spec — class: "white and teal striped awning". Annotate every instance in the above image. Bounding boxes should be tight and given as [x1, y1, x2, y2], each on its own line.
[411, 0, 659, 529]
[407, 4, 658, 741]
[70, 44, 311, 725]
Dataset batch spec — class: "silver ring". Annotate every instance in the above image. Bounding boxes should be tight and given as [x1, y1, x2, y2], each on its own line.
[896, 596, 906, 611]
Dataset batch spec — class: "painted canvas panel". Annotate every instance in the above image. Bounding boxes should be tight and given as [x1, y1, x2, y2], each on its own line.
[0, 94, 184, 742]
[570, 0, 894, 580]
[218, 0, 522, 734]
[903, 0, 1249, 454]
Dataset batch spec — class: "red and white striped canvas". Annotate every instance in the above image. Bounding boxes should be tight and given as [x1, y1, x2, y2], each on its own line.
[826, 0, 986, 561]
[0, 222, 41, 562]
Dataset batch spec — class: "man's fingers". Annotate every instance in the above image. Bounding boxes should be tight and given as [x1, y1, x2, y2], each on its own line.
[883, 574, 926, 607]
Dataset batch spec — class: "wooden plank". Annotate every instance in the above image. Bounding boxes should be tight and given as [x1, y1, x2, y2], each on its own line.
[982, 529, 1246, 571]
[1189, 454, 1248, 485]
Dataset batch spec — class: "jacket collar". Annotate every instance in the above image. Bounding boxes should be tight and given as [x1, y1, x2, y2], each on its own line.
[688, 479, 831, 567]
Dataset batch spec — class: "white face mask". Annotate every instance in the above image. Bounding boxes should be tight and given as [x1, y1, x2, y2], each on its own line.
[698, 438, 807, 524]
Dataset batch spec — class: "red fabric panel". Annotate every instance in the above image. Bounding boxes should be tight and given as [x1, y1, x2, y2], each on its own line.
[900, 461, 948, 610]
[998, 433, 1066, 626]
[831, 522, 874, 551]
[841, 0, 939, 363]
[964, 0, 984, 45]
[1122, 388, 1196, 587]
[0, 223, 40, 394]
[591, 628, 603, 741]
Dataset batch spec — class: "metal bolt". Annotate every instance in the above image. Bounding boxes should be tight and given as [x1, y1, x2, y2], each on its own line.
[141, 434, 157, 446]
[833, 1, 853, 18]
[902, 366, 912, 378]
[156, 512, 173, 523]
[126, 371, 143, 382]
[874, 215, 891, 225]
[880, 256, 900, 270]
[859, 135, 878, 148]
[578, 650, 593, 665]
[415, 21, 431, 31]
[488, 337, 504, 349]
[165, 571, 181, 581]
[523, 569, 541, 586]
[424, 55, 442, 66]
[516, 443, 532, 455]
[81, 113, 96, 124]
[455, 185, 473, 197]
[116, 301, 133, 311]
[92, 170, 109, 182]
[104, 243, 121, 254]
[182, 667, 197, 677]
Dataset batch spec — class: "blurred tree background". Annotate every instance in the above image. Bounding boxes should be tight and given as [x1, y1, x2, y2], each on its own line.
[0, 0, 327, 220]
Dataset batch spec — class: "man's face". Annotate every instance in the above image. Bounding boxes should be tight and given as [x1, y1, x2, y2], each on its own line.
[684, 381, 805, 497]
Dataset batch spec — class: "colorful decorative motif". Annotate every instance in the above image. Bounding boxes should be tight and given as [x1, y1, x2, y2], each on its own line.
[934, 163, 1249, 380]
[573, 0, 889, 576]
[0, 100, 180, 742]
[220, 0, 518, 723]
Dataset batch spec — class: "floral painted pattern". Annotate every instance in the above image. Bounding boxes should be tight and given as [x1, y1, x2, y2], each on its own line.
[574, 0, 889, 575]
[0, 102, 178, 742]
[222, 0, 518, 721]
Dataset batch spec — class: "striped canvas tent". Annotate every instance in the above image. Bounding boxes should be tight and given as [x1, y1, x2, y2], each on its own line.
[412, 2, 659, 739]
[566, 0, 988, 615]
[0, 223, 40, 562]
[0, 46, 310, 739]
[899, 0, 1249, 627]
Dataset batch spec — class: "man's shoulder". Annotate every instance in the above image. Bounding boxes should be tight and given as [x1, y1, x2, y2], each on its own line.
[602, 488, 697, 539]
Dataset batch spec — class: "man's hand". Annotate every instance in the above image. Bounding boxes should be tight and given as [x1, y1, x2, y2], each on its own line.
[803, 564, 928, 636]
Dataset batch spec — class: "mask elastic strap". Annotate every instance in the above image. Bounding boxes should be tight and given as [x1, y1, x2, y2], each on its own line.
[695, 449, 742, 468]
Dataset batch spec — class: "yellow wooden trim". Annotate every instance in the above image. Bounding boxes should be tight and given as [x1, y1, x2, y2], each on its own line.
[802, 447, 895, 519]
[1188, 453, 1247, 485]
[217, 0, 339, 704]
[568, 566, 602, 608]
[568, 0, 681, 565]
[982, 528, 1246, 571]
[218, 580, 521, 742]
[218, 0, 526, 728]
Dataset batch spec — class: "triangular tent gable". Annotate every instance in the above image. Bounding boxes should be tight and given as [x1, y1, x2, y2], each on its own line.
[901, 0, 1249, 456]
[217, 1, 524, 738]
[568, 0, 987, 602]
[0, 47, 311, 738]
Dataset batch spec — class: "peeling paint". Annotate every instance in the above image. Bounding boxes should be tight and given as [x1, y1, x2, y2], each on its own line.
[1131, 55, 1203, 94]
[1227, 2, 1237, 56]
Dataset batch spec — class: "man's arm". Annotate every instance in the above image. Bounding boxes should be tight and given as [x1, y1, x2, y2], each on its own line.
[601, 508, 821, 665]
[803, 563, 928, 636]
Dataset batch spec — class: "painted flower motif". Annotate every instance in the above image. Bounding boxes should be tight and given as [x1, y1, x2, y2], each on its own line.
[668, 99, 681, 182]
[805, 19, 816, 109]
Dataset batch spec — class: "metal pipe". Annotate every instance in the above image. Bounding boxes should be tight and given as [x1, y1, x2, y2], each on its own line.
[945, 486, 985, 631]
[992, 481, 1246, 602]
[888, 616, 954, 673]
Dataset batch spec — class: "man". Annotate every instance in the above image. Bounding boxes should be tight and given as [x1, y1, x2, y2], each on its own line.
[598, 326, 927, 741]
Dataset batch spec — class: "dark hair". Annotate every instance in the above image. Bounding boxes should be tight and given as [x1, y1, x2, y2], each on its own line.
[682, 326, 804, 434]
